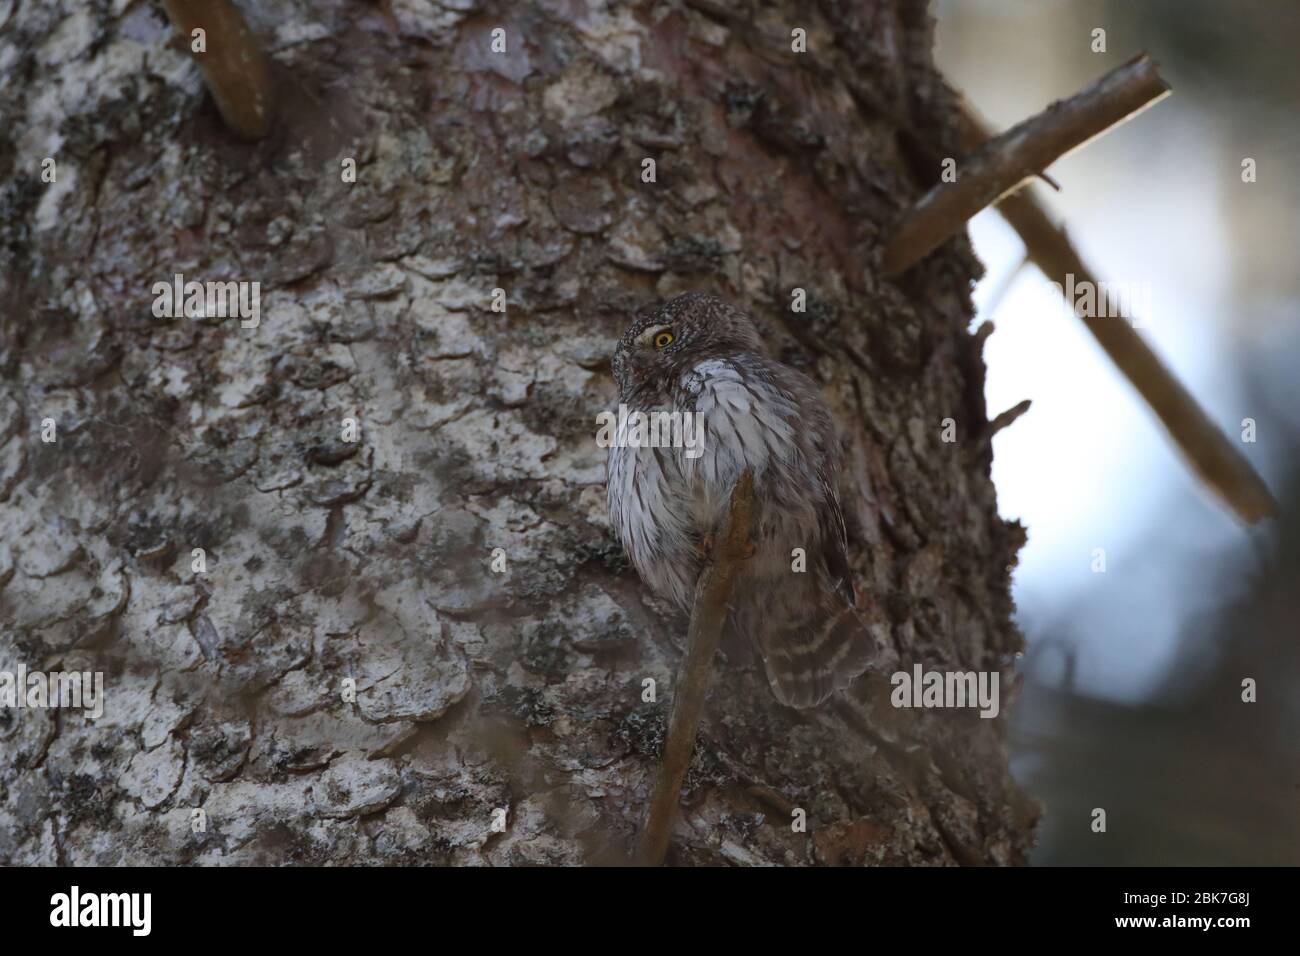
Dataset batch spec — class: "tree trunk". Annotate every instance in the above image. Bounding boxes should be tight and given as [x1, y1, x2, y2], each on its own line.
[0, 0, 1036, 865]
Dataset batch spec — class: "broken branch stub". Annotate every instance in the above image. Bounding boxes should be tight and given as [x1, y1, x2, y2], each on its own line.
[883, 54, 1170, 275]
[160, 0, 274, 141]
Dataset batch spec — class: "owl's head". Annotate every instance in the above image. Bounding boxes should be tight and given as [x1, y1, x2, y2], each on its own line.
[612, 292, 764, 398]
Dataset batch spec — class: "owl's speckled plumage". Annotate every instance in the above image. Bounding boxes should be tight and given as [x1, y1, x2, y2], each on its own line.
[607, 292, 875, 708]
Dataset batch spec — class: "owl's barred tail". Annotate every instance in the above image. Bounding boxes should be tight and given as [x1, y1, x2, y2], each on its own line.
[756, 603, 877, 709]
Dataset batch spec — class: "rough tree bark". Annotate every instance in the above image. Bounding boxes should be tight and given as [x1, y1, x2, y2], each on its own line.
[0, 0, 1036, 865]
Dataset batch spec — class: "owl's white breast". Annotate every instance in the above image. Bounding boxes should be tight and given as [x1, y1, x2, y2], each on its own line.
[606, 412, 700, 611]
[677, 357, 800, 530]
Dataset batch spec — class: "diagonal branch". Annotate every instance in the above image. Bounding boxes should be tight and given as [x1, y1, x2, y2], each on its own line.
[883, 54, 1170, 275]
[160, 0, 275, 141]
[638, 470, 756, 866]
[957, 102, 1277, 525]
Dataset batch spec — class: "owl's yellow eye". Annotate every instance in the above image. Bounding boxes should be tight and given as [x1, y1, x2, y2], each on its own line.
[653, 331, 674, 348]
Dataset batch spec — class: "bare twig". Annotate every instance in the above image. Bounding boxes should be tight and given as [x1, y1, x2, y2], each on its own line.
[987, 398, 1033, 436]
[160, 0, 274, 140]
[977, 400, 1034, 452]
[968, 399, 1033, 461]
[958, 102, 1277, 524]
[883, 54, 1170, 275]
[638, 471, 756, 866]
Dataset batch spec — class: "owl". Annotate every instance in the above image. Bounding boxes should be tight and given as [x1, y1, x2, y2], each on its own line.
[607, 292, 876, 708]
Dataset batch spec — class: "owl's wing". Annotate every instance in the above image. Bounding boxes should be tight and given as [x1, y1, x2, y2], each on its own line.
[818, 473, 856, 608]
[752, 469, 875, 708]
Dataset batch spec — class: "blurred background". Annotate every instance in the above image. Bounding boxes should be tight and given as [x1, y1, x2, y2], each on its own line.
[933, 0, 1299, 864]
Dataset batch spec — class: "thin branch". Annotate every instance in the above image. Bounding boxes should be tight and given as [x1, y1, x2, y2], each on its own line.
[967, 403, 1034, 465]
[957, 102, 1277, 524]
[968, 399, 1033, 462]
[160, 0, 274, 141]
[987, 398, 1033, 437]
[638, 470, 756, 866]
[883, 54, 1170, 275]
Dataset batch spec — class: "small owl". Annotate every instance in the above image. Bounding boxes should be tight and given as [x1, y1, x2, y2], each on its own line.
[607, 292, 875, 708]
